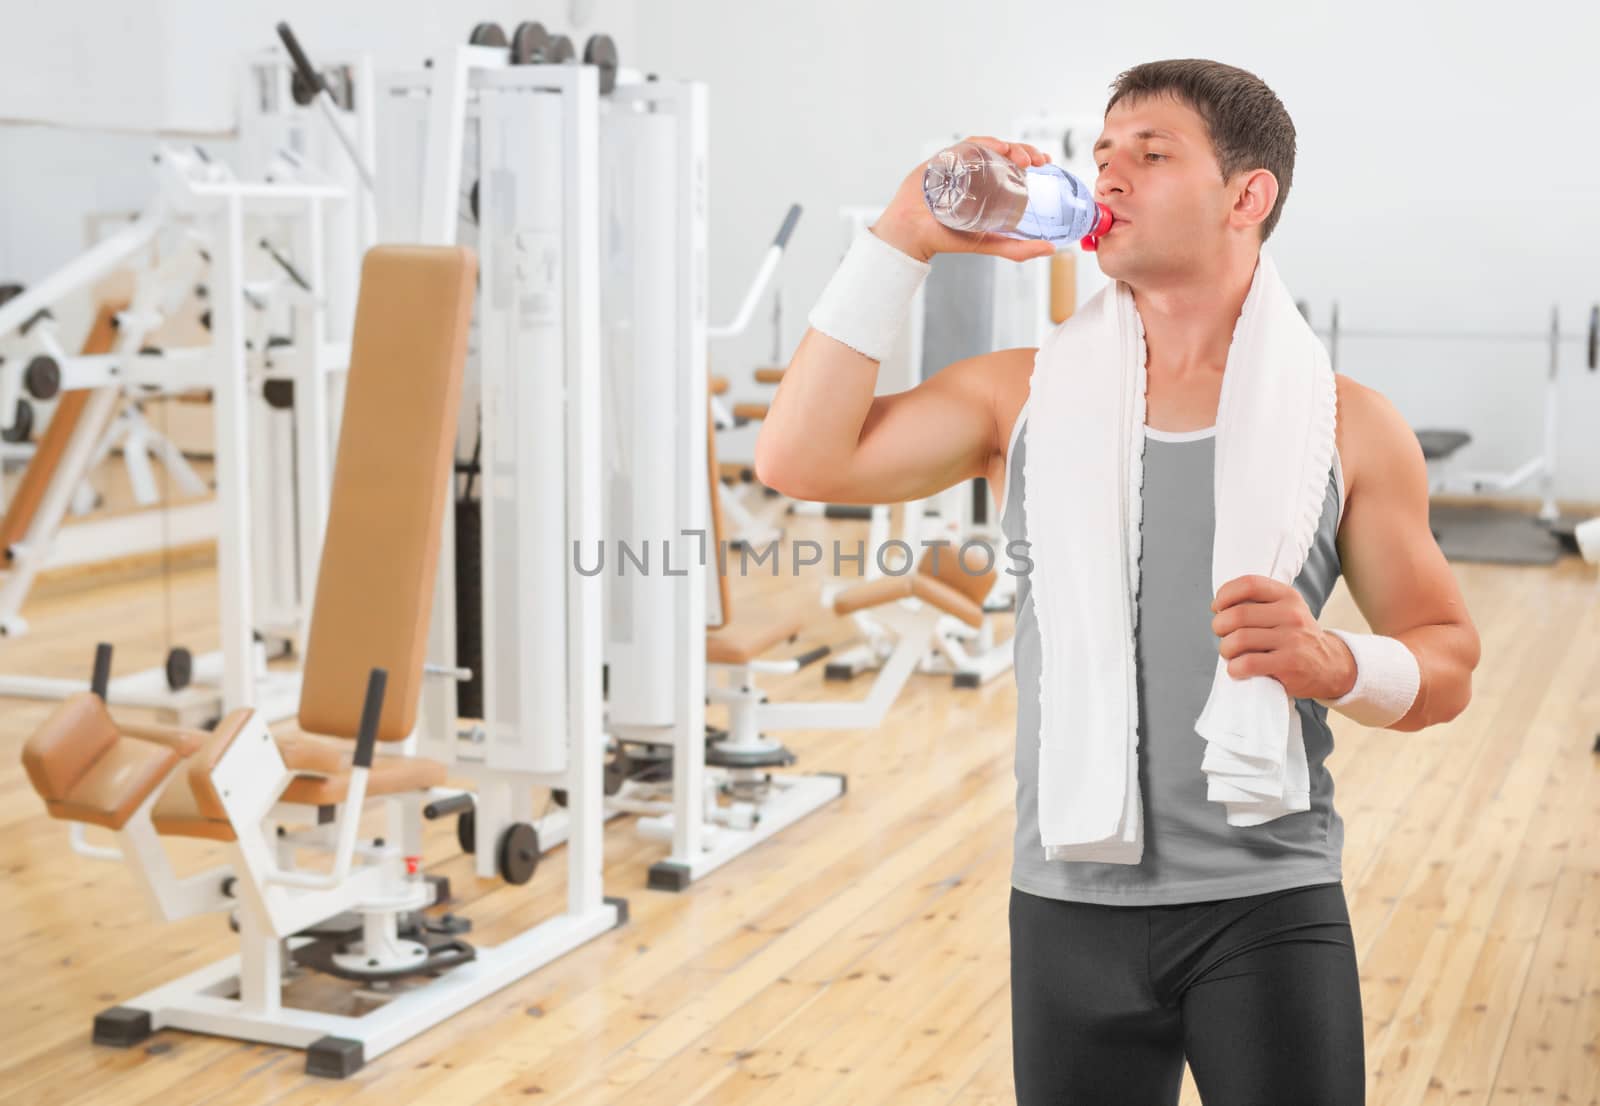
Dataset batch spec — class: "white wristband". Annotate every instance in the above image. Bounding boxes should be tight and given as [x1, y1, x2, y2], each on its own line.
[807, 226, 931, 362]
[1315, 628, 1421, 728]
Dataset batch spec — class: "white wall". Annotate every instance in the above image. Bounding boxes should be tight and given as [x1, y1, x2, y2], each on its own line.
[4, 0, 1596, 502]
[631, 0, 1600, 504]
[0, 0, 637, 277]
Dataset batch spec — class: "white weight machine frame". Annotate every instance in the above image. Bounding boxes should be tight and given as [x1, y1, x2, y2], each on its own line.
[0, 120, 361, 723]
[595, 92, 850, 891]
[377, 47, 624, 971]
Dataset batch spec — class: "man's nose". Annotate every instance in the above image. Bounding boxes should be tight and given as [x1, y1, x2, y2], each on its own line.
[1095, 162, 1128, 199]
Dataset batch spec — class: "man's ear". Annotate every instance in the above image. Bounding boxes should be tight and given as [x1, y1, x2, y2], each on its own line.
[1232, 169, 1279, 235]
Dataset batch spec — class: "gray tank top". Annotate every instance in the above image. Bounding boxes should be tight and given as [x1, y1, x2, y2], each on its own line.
[1000, 413, 1347, 905]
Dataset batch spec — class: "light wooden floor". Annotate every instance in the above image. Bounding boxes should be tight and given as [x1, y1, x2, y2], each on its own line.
[0, 490, 1597, 1105]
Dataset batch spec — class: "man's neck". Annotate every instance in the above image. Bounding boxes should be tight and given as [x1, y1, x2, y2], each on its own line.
[1130, 249, 1261, 379]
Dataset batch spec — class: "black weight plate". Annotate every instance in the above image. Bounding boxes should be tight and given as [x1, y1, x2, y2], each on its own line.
[457, 808, 475, 854]
[583, 34, 619, 95]
[468, 22, 508, 47]
[24, 356, 59, 400]
[511, 21, 550, 64]
[547, 34, 575, 64]
[165, 646, 193, 692]
[497, 822, 540, 885]
[604, 751, 627, 795]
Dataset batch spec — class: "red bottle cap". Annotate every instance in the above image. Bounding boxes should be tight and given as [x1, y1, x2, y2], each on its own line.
[1079, 203, 1113, 252]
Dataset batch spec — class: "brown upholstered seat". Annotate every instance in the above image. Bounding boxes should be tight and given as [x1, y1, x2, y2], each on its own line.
[705, 609, 806, 666]
[150, 740, 448, 841]
[277, 735, 447, 804]
[117, 719, 213, 757]
[296, 246, 475, 748]
[731, 402, 769, 422]
[23, 694, 179, 831]
[151, 246, 475, 840]
[21, 248, 477, 852]
[145, 708, 257, 841]
[710, 374, 730, 395]
[753, 367, 784, 384]
[1051, 250, 1077, 324]
[831, 545, 996, 630]
[150, 779, 238, 842]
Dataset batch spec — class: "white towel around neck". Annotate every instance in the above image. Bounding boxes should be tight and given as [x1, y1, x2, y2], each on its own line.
[1021, 250, 1337, 864]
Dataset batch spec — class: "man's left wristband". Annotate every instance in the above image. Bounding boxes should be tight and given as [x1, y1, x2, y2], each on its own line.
[1315, 628, 1421, 728]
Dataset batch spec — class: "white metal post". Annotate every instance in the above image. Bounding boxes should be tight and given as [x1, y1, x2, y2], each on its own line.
[213, 195, 259, 709]
[670, 80, 711, 873]
[292, 196, 332, 641]
[565, 65, 606, 913]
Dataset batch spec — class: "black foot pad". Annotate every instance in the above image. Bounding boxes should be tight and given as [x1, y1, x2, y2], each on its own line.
[605, 895, 631, 926]
[93, 1006, 153, 1048]
[306, 1035, 364, 1078]
[648, 861, 691, 893]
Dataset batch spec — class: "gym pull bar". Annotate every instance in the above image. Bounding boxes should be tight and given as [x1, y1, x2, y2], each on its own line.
[1309, 302, 1599, 373]
[275, 22, 376, 196]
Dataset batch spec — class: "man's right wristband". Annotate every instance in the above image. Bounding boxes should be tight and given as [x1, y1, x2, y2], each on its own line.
[806, 226, 931, 363]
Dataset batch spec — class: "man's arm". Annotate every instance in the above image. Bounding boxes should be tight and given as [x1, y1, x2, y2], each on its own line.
[754, 331, 1031, 507]
[1332, 380, 1481, 731]
[757, 137, 1055, 508]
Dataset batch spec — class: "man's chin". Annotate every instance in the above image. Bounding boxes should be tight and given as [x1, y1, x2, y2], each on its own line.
[1093, 244, 1134, 280]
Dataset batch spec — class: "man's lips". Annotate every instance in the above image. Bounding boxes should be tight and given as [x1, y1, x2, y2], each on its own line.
[1081, 207, 1124, 251]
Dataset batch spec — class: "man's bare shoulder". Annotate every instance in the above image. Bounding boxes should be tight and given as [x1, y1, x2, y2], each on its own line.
[1334, 372, 1424, 507]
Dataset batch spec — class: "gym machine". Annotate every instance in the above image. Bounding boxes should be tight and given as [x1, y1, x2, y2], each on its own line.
[16, 244, 624, 1079]
[0, 65, 367, 724]
[372, 23, 633, 894]
[15, 21, 640, 1074]
[595, 144, 853, 888]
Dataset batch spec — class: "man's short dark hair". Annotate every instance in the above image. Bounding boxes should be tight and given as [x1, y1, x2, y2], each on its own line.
[1105, 59, 1296, 241]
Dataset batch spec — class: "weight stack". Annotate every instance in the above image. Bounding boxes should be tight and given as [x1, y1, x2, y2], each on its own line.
[454, 496, 484, 720]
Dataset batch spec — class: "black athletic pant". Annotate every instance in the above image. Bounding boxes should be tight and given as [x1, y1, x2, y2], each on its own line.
[1009, 880, 1365, 1105]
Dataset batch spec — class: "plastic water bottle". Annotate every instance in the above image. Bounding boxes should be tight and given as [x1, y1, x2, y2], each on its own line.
[922, 140, 1113, 251]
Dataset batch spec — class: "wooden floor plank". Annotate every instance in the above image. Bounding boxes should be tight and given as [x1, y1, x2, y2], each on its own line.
[2, 468, 1597, 1105]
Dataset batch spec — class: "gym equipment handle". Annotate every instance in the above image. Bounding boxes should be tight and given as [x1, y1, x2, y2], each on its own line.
[275, 22, 322, 96]
[424, 793, 476, 819]
[353, 667, 387, 768]
[773, 204, 803, 249]
[792, 645, 831, 669]
[709, 203, 805, 340]
[91, 642, 113, 701]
